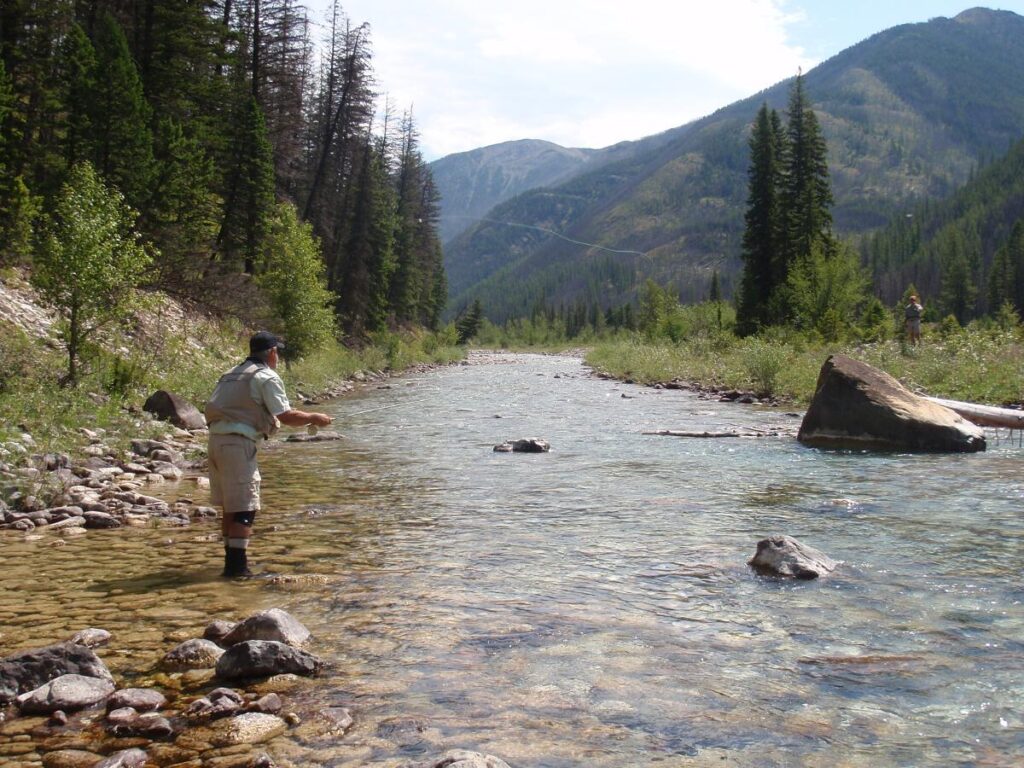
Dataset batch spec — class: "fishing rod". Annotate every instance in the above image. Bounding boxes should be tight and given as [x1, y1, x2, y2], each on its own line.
[345, 402, 404, 417]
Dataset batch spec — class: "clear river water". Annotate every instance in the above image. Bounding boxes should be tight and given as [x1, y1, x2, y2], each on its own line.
[1, 352, 1023, 767]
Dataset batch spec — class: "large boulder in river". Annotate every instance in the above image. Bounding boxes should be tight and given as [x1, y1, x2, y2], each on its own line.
[749, 535, 837, 579]
[797, 355, 985, 452]
[0, 642, 113, 705]
[143, 390, 206, 430]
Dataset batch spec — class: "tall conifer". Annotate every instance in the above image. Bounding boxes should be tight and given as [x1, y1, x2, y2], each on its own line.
[781, 72, 834, 265]
[90, 14, 154, 208]
[736, 103, 782, 334]
[218, 96, 275, 274]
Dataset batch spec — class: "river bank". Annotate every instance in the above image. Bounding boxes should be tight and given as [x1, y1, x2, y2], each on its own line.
[584, 329, 1024, 407]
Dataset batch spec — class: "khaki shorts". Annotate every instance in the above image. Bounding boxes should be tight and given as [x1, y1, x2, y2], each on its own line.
[208, 433, 261, 513]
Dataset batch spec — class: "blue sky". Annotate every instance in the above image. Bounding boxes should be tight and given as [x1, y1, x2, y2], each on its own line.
[307, 1, 1024, 160]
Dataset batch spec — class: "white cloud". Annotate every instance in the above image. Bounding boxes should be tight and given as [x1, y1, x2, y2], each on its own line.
[309, 0, 814, 159]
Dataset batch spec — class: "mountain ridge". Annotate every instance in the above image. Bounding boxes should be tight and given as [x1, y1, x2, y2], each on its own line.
[442, 7, 1024, 320]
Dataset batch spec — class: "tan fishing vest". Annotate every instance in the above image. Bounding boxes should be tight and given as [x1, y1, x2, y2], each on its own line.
[205, 360, 280, 439]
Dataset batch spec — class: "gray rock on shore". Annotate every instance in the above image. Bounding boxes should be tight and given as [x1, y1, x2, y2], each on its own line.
[16, 673, 115, 714]
[0, 641, 113, 705]
[749, 535, 837, 579]
[143, 390, 206, 430]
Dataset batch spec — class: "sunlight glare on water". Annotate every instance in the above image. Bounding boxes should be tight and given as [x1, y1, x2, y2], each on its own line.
[1, 352, 1022, 766]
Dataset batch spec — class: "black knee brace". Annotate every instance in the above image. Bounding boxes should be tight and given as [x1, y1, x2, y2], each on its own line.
[233, 509, 257, 526]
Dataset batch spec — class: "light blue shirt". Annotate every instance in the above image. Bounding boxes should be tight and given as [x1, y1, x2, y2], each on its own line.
[208, 366, 291, 441]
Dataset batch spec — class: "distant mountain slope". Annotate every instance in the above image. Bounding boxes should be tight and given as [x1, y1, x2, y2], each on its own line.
[865, 133, 1024, 308]
[430, 140, 595, 244]
[445, 8, 1024, 320]
[431, 128, 692, 245]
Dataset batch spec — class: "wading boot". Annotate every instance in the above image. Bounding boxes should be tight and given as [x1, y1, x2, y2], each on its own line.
[222, 547, 254, 578]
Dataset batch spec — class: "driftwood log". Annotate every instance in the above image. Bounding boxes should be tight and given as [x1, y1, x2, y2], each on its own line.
[643, 428, 793, 438]
[926, 397, 1024, 429]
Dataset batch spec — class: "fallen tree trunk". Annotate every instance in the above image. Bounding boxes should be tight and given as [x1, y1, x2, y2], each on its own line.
[643, 429, 790, 438]
[926, 397, 1024, 429]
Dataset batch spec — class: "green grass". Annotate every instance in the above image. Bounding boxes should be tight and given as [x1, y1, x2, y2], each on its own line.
[586, 325, 1024, 407]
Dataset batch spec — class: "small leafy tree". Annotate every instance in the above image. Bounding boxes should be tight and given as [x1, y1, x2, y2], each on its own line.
[786, 240, 868, 340]
[638, 279, 668, 339]
[257, 202, 337, 360]
[33, 162, 152, 384]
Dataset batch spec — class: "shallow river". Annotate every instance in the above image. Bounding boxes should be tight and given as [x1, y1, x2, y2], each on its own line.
[2, 352, 1023, 767]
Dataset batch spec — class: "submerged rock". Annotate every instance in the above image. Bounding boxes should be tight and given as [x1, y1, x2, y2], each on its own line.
[93, 748, 148, 768]
[749, 535, 837, 579]
[203, 619, 238, 644]
[161, 638, 224, 670]
[68, 628, 111, 648]
[405, 750, 513, 768]
[184, 687, 245, 719]
[16, 673, 115, 714]
[108, 687, 166, 712]
[204, 712, 288, 747]
[493, 438, 551, 453]
[797, 355, 985, 452]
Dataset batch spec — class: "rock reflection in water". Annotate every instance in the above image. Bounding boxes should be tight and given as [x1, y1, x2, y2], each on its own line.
[2, 353, 1024, 767]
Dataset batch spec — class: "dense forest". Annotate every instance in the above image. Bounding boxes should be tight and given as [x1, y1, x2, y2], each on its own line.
[863, 134, 1024, 324]
[0, 0, 445, 350]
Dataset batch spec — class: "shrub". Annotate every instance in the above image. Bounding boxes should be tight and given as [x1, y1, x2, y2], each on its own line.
[742, 337, 789, 396]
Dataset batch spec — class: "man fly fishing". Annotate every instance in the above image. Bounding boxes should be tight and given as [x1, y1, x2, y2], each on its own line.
[205, 331, 333, 577]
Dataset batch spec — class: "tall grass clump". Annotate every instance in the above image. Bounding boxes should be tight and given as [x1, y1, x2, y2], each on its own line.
[741, 337, 789, 396]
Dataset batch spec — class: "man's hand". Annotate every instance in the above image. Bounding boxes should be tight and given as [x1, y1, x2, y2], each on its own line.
[278, 409, 334, 428]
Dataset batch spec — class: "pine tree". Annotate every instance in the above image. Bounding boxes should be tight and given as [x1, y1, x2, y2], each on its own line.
[988, 243, 1013, 313]
[218, 96, 275, 274]
[456, 299, 483, 344]
[340, 138, 396, 335]
[1008, 220, 1024, 314]
[146, 119, 222, 292]
[55, 22, 96, 169]
[937, 228, 977, 324]
[781, 72, 834, 267]
[736, 103, 783, 334]
[0, 57, 39, 265]
[90, 13, 155, 208]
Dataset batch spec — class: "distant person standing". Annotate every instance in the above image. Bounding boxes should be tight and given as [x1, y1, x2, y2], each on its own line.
[205, 331, 333, 577]
[905, 295, 924, 345]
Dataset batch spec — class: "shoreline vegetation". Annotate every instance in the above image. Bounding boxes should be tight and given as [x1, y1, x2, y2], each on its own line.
[0, 270, 464, 509]
[583, 324, 1024, 408]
